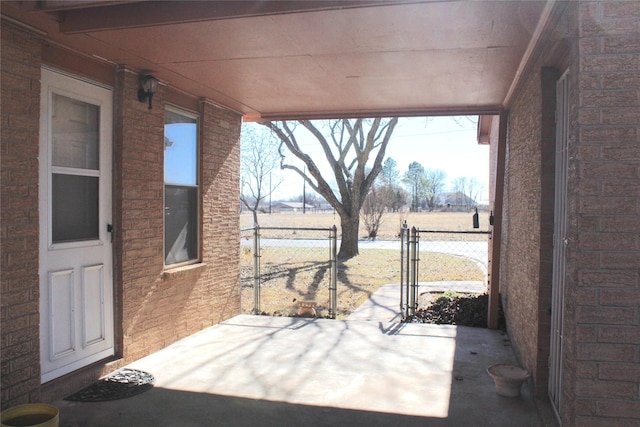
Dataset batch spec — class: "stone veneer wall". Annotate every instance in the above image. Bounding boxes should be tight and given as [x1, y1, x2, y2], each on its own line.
[1, 20, 43, 407]
[1, 22, 241, 405]
[501, 57, 561, 401]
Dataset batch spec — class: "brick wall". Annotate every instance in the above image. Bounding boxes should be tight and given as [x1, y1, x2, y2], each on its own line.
[566, 2, 640, 426]
[114, 69, 242, 363]
[501, 2, 640, 425]
[500, 3, 574, 402]
[0, 21, 43, 407]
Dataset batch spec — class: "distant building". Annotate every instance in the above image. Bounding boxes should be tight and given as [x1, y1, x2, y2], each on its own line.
[271, 202, 315, 213]
[318, 203, 335, 212]
[442, 192, 476, 209]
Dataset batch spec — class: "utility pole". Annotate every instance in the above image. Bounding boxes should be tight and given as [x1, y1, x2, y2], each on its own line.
[269, 172, 272, 214]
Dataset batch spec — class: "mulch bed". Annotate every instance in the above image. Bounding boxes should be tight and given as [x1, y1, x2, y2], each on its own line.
[410, 293, 506, 329]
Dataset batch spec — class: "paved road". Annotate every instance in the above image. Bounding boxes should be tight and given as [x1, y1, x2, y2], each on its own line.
[360, 239, 488, 268]
[241, 238, 489, 268]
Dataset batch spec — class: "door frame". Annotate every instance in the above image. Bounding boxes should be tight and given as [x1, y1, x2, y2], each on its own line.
[549, 68, 569, 420]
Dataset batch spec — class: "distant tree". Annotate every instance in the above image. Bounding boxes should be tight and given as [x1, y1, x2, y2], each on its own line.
[451, 176, 468, 207]
[240, 125, 282, 225]
[385, 185, 408, 212]
[403, 161, 428, 211]
[261, 118, 399, 259]
[451, 176, 482, 210]
[378, 157, 406, 212]
[380, 157, 401, 187]
[424, 169, 447, 211]
[466, 177, 483, 209]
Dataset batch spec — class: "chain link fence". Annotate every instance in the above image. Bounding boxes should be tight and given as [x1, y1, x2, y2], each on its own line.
[240, 222, 488, 321]
[400, 226, 490, 320]
[240, 226, 337, 318]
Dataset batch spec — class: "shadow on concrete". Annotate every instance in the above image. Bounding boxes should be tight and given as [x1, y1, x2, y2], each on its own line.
[59, 388, 442, 427]
[54, 315, 547, 426]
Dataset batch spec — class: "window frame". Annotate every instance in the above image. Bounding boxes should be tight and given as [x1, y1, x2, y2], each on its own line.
[163, 105, 201, 268]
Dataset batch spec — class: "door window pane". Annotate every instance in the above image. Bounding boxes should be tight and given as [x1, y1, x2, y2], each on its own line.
[52, 174, 99, 243]
[52, 94, 99, 170]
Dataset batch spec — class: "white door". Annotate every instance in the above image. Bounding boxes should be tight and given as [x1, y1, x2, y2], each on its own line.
[39, 68, 114, 383]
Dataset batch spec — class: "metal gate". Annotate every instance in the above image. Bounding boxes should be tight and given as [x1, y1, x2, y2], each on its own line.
[400, 225, 419, 319]
[400, 223, 491, 321]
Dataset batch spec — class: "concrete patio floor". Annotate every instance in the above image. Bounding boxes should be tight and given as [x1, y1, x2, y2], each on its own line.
[54, 311, 548, 426]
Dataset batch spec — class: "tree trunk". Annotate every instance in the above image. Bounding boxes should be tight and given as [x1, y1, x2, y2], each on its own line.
[338, 213, 360, 260]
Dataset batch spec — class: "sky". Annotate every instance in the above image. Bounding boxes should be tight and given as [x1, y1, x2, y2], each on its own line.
[165, 118, 197, 185]
[242, 116, 490, 202]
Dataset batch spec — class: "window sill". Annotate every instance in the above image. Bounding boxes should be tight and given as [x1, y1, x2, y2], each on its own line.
[162, 262, 207, 279]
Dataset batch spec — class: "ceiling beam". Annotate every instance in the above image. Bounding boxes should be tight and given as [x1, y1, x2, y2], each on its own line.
[503, 0, 558, 107]
[17, 0, 137, 12]
[58, 0, 411, 34]
[247, 105, 503, 122]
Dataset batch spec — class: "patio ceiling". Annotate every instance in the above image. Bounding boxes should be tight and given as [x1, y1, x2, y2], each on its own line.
[2, 0, 553, 121]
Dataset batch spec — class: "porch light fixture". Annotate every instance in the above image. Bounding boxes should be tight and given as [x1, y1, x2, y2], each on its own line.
[138, 74, 158, 110]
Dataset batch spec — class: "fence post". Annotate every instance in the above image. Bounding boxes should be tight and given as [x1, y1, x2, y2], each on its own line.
[409, 226, 419, 317]
[414, 227, 420, 315]
[400, 222, 408, 320]
[329, 225, 337, 319]
[253, 225, 261, 315]
[405, 224, 412, 319]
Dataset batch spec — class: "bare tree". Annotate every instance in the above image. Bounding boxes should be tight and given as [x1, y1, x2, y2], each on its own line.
[424, 168, 447, 211]
[451, 116, 479, 128]
[261, 118, 399, 259]
[466, 177, 483, 208]
[361, 183, 406, 239]
[451, 176, 482, 210]
[361, 185, 386, 239]
[240, 125, 282, 225]
[451, 176, 468, 208]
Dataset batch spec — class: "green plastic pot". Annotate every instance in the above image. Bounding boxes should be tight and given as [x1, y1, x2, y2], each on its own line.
[1, 403, 59, 427]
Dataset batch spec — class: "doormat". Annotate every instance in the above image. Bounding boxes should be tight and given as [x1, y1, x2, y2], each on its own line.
[65, 368, 155, 402]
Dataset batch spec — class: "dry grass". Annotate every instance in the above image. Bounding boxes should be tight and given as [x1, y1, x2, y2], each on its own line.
[240, 239, 484, 319]
[241, 210, 490, 240]
[240, 248, 401, 319]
